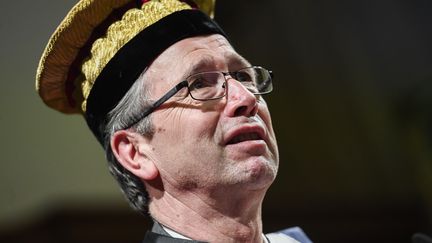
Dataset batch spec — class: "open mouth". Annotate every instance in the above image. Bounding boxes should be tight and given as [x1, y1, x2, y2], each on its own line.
[227, 132, 263, 145]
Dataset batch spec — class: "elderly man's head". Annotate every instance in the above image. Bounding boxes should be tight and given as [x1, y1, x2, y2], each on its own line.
[105, 34, 279, 214]
[36, 0, 279, 216]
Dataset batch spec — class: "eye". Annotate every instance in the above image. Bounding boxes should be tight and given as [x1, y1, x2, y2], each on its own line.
[188, 73, 219, 91]
[234, 69, 259, 93]
[189, 78, 207, 90]
[234, 70, 253, 82]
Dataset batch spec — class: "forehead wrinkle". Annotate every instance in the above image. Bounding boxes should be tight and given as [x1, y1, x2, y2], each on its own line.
[204, 34, 251, 69]
[173, 35, 251, 81]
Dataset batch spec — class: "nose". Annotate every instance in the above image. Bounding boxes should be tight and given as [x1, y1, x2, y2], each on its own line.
[223, 78, 258, 117]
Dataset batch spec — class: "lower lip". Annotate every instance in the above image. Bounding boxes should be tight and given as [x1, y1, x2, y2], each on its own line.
[226, 140, 267, 154]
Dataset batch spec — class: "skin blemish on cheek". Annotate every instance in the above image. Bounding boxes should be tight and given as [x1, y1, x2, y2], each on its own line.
[157, 127, 166, 133]
[181, 180, 198, 190]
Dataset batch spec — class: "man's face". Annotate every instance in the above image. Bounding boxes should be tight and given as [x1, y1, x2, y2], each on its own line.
[140, 34, 279, 193]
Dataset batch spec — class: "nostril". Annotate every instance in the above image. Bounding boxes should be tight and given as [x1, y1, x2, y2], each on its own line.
[234, 106, 248, 117]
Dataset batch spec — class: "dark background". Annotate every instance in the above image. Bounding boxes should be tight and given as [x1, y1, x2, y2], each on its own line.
[1, 0, 431, 242]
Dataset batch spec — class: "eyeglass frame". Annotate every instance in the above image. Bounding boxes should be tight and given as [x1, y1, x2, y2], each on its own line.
[124, 66, 273, 129]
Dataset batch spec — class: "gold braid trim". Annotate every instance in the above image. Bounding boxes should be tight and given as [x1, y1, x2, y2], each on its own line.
[36, 0, 215, 114]
[80, 0, 191, 112]
[36, 0, 131, 114]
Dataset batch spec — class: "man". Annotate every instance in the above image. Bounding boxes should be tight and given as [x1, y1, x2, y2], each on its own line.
[36, 0, 312, 242]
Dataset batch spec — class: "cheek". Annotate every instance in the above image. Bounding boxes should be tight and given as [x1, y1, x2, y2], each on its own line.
[257, 102, 275, 132]
[150, 109, 225, 184]
[257, 102, 279, 156]
[152, 104, 222, 153]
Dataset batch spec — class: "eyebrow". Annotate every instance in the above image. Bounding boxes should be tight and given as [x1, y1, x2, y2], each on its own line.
[182, 53, 252, 79]
[225, 52, 252, 70]
[185, 55, 216, 77]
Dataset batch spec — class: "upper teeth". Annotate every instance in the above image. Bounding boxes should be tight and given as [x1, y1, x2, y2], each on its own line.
[229, 133, 260, 144]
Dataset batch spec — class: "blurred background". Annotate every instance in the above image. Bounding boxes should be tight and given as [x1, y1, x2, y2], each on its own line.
[1, 0, 431, 242]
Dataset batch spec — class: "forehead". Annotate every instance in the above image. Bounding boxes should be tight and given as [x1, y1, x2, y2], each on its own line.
[150, 34, 249, 76]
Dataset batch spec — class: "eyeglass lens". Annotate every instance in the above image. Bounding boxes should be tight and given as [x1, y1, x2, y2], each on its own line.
[187, 67, 272, 100]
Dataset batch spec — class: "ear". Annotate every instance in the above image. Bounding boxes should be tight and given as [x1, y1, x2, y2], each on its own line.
[110, 130, 159, 180]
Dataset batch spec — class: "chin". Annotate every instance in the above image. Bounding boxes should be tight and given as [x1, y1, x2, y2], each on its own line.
[242, 156, 278, 190]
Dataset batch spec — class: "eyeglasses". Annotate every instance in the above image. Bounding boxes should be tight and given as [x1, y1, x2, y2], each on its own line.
[125, 66, 273, 129]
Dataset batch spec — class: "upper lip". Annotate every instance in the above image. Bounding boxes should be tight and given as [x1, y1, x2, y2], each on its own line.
[223, 124, 267, 145]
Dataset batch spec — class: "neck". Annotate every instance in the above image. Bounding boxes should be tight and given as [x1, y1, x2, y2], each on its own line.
[147, 180, 267, 243]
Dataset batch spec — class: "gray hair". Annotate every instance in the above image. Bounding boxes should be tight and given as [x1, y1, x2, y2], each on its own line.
[104, 72, 155, 214]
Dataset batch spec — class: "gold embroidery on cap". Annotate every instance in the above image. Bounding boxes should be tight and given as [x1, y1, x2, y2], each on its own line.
[80, 0, 191, 112]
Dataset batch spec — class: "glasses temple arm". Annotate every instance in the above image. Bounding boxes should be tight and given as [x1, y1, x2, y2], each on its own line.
[124, 81, 189, 129]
